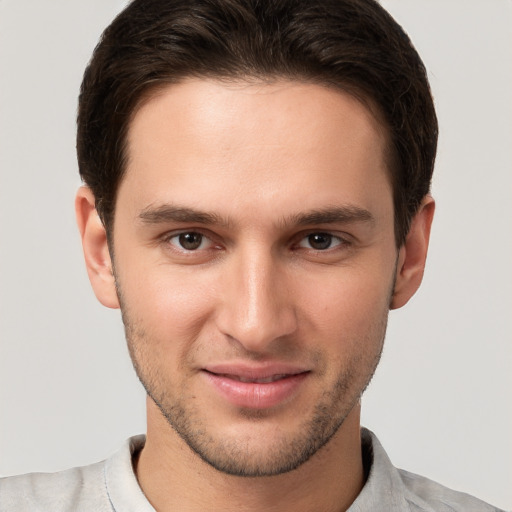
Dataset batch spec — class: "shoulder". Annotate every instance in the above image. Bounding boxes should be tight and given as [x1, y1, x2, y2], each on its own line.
[357, 428, 505, 512]
[397, 468, 505, 512]
[0, 460, 110, 512]
[0, 435, 149, 512]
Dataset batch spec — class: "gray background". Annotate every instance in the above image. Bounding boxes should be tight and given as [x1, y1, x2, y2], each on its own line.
[0, 1, 511, 509]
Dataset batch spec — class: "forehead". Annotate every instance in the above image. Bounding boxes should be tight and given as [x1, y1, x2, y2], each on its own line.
[119, 79, 392, 226]
[129, 78, 389, 157]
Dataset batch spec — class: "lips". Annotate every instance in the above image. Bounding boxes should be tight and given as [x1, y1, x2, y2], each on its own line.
[214, 373, 291, 383]
[202, 363, 309, 409]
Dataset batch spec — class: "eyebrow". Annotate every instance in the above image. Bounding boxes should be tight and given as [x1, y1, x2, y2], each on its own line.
[139, 205, 231, 228]
[286, 205, 375, 227]
[138, 204, 374, 228]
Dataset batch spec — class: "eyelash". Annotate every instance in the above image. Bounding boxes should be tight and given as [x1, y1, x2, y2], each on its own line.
[296, 232, 346, 251]
[161, 230, 350, 255]
[162, 230, 220, 254]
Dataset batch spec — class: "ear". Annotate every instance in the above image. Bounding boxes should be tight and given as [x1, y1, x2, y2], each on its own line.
[75, 186, 120, 309]
[390, 196, 435, 310]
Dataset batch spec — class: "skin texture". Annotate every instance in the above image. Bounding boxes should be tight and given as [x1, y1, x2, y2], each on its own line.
[76, 79, 434, 512]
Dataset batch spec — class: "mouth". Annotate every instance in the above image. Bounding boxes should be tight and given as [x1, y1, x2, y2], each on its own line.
[207, 372, 300, 384]
[202, 364, 310, 409]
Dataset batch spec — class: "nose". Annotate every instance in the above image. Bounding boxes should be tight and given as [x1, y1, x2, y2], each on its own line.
[215, 246, 298, 353]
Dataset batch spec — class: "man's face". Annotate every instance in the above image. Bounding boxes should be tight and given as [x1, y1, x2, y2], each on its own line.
[111, 79, 398, 476]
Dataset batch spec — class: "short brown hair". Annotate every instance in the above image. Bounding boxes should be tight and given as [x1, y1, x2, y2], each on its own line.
[77, 0, 438, 246]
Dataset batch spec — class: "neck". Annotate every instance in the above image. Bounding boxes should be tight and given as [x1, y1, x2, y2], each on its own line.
[135, 399, 365, 512]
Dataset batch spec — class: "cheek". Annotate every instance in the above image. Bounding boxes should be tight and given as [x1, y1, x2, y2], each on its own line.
[296, 265, 393, 343]
[118, 262, 219, 344]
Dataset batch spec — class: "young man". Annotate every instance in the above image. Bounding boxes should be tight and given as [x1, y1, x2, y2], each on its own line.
[0, 1, 505, 511]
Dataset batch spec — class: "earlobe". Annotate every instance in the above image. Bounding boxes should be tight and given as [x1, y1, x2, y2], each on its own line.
[390, 196, 435, 310]
[75, 186, 120, 309]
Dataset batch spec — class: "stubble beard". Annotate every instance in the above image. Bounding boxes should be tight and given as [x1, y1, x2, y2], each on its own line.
[114, 254, 396, 478]
[121, 303, 387, 478]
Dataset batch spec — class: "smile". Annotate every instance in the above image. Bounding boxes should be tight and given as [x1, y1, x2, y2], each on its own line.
[202, 365, 310, 409]
[214, 373, 291, 384]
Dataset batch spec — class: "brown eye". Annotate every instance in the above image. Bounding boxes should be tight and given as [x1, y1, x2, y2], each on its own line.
[307, 233, 334, 250]
[297, 232, 343, 251]
[171, 232, 206, 250]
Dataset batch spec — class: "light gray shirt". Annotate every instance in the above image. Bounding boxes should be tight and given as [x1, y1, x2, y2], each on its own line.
[0, 429, 505, 511]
